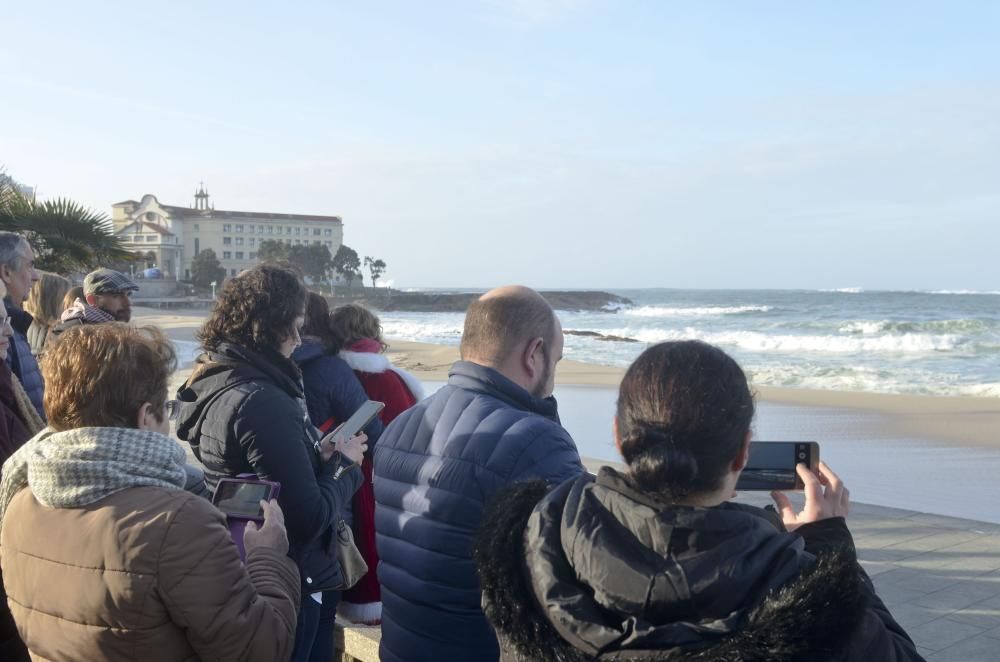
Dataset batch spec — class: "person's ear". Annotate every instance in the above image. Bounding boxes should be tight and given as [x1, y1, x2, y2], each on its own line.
[732, 431, 751, 472]
[136, 402, 155, 430]
[85, 294, 97, 306]
[613, 417, 622, 454]
[522, 337, 544, 380]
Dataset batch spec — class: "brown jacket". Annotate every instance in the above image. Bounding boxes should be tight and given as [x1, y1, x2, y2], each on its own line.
[0, 485, 300, 661]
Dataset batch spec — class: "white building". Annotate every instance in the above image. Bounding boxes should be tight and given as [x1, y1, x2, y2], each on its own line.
[111, 185, 344, 281]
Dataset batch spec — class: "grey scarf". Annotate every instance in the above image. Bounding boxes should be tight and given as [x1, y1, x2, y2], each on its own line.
[0, 426, 187, 529]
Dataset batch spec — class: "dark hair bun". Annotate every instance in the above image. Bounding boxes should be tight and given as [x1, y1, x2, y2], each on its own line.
[620, 427, 699, 495]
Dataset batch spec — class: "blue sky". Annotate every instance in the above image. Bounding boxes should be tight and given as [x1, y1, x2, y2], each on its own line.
[2, 1, 998, 289]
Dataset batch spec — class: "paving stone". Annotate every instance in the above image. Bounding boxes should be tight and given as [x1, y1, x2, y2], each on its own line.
[883, 530, 985, 554]
[945, 595, 1000, 630]
[915, 579, 1000, 612]
[909, 617, 985, 651]
[876, 583, 931, 608]
[888, 603, 954, 630]
[927, 634, 1000, 661]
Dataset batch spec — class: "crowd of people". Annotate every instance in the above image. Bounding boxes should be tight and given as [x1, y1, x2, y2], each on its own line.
[0, 228, 926, 661]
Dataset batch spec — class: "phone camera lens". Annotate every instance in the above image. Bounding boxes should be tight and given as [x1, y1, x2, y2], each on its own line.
[798, 451, 806, 459]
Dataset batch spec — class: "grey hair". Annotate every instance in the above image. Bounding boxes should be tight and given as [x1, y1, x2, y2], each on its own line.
[0, 232, 28, 271]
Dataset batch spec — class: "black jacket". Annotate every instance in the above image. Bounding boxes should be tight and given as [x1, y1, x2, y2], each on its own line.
[475, 467, 925, 662]
[174, 342, 363, 591]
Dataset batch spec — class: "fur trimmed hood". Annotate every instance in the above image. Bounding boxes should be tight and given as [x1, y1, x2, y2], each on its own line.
[338, 350, 425, 401]
[475, 473, 868, 662]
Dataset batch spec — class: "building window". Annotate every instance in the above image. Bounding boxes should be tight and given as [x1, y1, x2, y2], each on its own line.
[295, 227, 301, 236]
[223, 224, 232, 232]
[235, 251, 244, 259]
[324, 228, 333, 237]
[194, 238, 200, 254]
[313, 240, 320, 245]
[230, 269, 237, 277]
[235, 224, 244, 233]
[185, 269, 190, 279]
[258, 225, 264, 233]
[249, 238, 256, 247]
[223, 237, 232, 245]
[313, 228, 321, 236]
[235, 237, 244, 246]
[249, 252, 257, 260]
[325, 241, 332, 246]
[248, 225, 255, 234]
[267, 226, 274, 234]
[146, 235, 156, 242]
[194, 224, 200, 231]
[223, 251, 232, 259]
[294, 239, 301, 245]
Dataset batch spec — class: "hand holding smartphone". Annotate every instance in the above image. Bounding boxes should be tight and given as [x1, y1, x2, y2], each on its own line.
[211, 477, 282, 560]
[315, 400, 384, 464]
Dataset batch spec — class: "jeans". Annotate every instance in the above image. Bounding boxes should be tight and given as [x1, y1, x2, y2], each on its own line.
[290, 592, 321, 662]
[309, 591, 341, 662]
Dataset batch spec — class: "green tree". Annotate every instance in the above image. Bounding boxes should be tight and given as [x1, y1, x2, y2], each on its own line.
[364, 256, 387, 290]
[190, 249, 226, 289]
[333, 244, 362, 289]
[1, 170, 131, 273]
[256, 239, 289, 262]
[287, 243, 333, 285]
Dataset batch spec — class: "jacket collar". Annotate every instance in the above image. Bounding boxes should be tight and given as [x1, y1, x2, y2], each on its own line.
[477, 478, 868, 662]
[447, 361, 560, 424]
[4, 299, 32, 334]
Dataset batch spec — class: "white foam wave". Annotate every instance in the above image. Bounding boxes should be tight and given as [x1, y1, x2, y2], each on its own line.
[624, 305, 773, 318]
[821, 287, 864, 293]
[603, 327, 964, 354]
[927, 290, 1000, 296]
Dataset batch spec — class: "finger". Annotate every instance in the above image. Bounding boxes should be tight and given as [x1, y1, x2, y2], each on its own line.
[352, 433, 368, 444]
[266, 499, 285, 525]
[243, 520, 259, 541]
[770, 490, 796, 522]
[816, 461, 844, 502]
[796, 463, 823, 503]
[841, 486, 851, 515]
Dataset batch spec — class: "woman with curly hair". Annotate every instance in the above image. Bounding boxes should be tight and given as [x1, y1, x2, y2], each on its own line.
[174, 264, 368, 662]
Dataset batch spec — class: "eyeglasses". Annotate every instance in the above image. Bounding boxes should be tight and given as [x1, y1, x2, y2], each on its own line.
[165, 400, 180, 421]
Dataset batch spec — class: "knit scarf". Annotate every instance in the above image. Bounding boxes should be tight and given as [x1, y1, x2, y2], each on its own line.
[0, 427, 187, 530]
[60, 299, 115, 324]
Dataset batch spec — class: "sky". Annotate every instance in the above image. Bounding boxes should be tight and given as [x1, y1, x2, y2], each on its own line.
[2, 1, 998, 290]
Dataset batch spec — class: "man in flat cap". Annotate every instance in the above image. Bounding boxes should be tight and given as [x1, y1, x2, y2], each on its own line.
[51, 269, 139, 337]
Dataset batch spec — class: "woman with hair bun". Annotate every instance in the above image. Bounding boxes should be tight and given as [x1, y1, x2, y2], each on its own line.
[475, 340, 924, 662]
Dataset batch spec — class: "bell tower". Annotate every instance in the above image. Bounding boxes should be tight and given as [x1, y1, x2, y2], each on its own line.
[193, 182, 211, 210]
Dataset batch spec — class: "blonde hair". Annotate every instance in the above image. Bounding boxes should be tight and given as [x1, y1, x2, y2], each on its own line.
[25, 272, 72, 326]
[330, 304, 387, 352]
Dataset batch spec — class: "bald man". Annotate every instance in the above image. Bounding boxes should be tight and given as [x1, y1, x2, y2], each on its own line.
[373, 286, 584, 662]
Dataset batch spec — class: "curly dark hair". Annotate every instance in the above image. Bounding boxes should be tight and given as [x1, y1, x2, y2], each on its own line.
[197, 264, 307, 354]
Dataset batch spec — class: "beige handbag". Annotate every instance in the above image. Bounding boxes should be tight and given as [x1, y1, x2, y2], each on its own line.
[336, 518, 368, 590]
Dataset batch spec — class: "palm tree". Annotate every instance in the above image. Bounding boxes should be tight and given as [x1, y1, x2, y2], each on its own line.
[1, 169, 132, 273]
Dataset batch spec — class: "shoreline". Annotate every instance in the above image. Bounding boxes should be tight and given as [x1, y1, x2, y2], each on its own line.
[135, 306, 1000, 449]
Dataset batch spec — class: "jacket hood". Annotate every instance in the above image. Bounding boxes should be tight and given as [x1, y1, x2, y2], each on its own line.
[449, 361, 560, 425]
[476, 470, 867, 661]
[175, 342, 304, 443]
[291, 338, 328, 367]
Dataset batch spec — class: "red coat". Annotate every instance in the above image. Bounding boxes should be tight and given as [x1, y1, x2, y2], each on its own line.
[338, 346, 423, 617]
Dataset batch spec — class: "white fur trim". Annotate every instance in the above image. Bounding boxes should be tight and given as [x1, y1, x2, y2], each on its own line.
[338, 600, 383, 625]
[339, 350, 426, 401]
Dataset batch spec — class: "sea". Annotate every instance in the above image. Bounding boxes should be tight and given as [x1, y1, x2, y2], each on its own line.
[379, 288, 1000, 398]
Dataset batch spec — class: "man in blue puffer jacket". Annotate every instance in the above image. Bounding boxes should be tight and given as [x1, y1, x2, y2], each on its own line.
[374, 285, 585, 662]
[0, 232, 43, 420]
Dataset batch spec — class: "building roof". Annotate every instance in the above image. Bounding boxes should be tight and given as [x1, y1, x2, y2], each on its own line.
[112, 196, 342, 223]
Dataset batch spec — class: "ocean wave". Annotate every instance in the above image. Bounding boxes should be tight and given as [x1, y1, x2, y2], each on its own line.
[820, 287, 864, 293]
[927, 290, 1000, 296]
[603, 327, 966, 354]
[839, 319, 995, 336]
[623, 305, 773, 318]
[746, 364, 1000, 398]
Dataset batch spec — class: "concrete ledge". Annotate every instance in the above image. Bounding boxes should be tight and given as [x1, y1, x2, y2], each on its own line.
[334, 623, 380, 662]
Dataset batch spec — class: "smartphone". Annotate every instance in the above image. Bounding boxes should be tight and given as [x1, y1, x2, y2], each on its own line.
[212, 477, 281, 560]
[327, 400, 385, 442]
[735, 441, 820, 491]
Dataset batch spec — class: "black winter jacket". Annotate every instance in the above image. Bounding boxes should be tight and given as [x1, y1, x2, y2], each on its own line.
[174, 342, 363, 591]
[475, 467, 925, 662]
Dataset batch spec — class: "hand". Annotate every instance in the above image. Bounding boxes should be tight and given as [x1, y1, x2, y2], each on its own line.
[335, 432, 368, 465]
[770, 461, 850, 532]
[243, 499, 289, 556]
